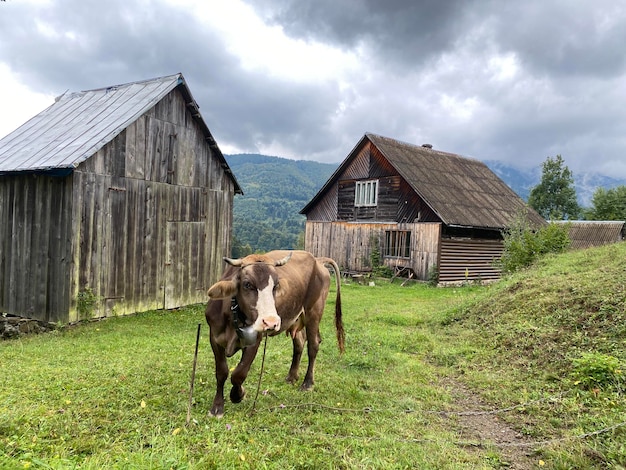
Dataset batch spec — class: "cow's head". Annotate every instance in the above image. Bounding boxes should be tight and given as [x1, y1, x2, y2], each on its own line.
[208, 253, 292, 343]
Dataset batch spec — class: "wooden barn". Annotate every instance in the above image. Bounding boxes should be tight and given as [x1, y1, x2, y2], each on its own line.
[301, 133, 546, 283]
[0, 73, 242, 324]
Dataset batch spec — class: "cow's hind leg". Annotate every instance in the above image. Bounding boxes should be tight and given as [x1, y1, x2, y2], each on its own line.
[230, 341, 261, 404]
[286, 329, 306, 384]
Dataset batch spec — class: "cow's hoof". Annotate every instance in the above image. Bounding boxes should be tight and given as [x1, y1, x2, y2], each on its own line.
[285, 373, 299, 384]
[230, 385, 246, 403]
[209, 409, 224, 419]
[209, 403, 224, 418]
[299, 382, 314, 392]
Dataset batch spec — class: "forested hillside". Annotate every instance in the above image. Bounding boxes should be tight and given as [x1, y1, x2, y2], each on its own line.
[225, 154, 337, 255]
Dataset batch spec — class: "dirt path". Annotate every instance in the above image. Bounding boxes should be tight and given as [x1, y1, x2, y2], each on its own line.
[438, 377, 539, 469]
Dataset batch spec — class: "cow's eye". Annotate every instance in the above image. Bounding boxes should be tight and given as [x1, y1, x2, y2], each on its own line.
[243, 281, 254, 290]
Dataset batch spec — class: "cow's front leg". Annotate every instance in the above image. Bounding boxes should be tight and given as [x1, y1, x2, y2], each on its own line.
[230, 340, 261, 404]
[209, 338, 229, 418]
[286, 329, 306, 384]
[301, 321, 322, 391]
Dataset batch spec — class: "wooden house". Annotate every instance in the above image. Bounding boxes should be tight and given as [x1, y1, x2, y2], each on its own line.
[301, 133, 546, 283]
[0, 73, 242, 323]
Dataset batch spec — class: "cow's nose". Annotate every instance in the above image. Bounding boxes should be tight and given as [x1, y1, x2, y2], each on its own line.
[262, 316, 281, 331]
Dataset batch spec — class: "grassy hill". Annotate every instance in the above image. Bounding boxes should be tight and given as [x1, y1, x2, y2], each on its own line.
[436, 241, 626, 467]
[225, 154, 337, 254]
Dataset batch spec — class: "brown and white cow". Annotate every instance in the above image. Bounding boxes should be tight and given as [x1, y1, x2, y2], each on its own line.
[204, 250, 345, 417]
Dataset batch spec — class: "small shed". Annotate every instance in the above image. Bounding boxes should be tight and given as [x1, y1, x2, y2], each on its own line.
[0, 73, 242, 323]
[301, 133, 545, 283]
[554, 220, 625, 250]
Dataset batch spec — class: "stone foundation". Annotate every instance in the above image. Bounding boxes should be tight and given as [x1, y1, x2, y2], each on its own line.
[1, 315, 56, 339]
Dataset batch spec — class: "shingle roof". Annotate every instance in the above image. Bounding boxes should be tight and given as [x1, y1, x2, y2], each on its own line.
[302, 133, 546, 230]
[0, 73, 241, 192]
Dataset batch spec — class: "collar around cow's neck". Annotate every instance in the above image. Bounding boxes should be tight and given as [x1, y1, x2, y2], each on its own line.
[230, 297, 258, 347]
[230, 297, 245, 328]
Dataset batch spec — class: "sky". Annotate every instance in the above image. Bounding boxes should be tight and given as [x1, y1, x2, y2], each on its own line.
[1, 0, 626, 178]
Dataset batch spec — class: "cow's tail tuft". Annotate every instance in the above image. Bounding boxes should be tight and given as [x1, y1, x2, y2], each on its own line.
[319, 257, 345, 354]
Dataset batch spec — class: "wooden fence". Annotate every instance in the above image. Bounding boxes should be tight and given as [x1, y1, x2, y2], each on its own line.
[305, 221, 441, 280]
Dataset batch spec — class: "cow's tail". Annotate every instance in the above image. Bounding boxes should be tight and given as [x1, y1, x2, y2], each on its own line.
[318, 257, 345, 354]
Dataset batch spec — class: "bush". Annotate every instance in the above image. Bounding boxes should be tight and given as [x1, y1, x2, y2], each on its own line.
[498, 213, 571, 274]
[77, 287, 100, 317]
[372, 265, 394, 278]
[571, 352, 623, 390]
[427, 264, 439, 286]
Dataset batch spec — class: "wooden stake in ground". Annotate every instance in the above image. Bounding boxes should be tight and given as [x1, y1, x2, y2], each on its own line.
[186, 323, 201, 425]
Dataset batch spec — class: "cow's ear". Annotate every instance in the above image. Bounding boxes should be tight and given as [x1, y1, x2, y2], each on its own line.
[208, 280, 238, 299]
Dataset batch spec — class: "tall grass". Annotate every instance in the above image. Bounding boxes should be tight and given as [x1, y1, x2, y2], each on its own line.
[1, 243, 625, 468]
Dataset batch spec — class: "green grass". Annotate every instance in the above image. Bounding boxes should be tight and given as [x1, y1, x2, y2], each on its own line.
[435, 242, 626, 468]
[1, 243, 625, 468]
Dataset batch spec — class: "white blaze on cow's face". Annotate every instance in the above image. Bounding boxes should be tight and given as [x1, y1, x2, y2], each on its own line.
[252, 276, 281, 332]
[237, 264, 282, 333]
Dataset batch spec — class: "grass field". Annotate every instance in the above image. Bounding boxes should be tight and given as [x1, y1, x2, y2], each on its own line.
[1, 242, 625, 469]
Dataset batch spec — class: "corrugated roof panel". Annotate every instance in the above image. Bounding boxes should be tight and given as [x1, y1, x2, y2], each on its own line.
[0, 74, 181, 172]
[555, 220, 625, 249]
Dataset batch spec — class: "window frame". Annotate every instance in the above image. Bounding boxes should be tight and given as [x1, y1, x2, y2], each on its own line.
[354, 179, 379, 207]
[384, 230, 411, 259]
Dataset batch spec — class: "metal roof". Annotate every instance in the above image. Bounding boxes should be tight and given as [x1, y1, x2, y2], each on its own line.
[0, 73, 241, 193]
[302, 133, 546, 230]
[0, 74, 183, 172]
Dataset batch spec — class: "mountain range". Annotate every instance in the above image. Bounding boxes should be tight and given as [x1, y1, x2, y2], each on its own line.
[225, 153, 626, 252]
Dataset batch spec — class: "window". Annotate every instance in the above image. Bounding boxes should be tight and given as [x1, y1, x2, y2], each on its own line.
[355, 180, 378, 207]
[384, 230, 411, 258]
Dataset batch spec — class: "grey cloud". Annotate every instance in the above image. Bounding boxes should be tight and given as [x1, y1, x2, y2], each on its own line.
[247, 0, 626, 79]
[0, 0, 342, 157]
[0, 0, 231, 92]
[198, 72, 344, 158]
[2, 0, 626, 179]
[489, 1, 626, 78]
[245, 0, 480, 67]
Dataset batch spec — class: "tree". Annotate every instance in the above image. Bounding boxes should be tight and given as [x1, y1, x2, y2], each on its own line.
[584, 185, 626, 220]
[528, 155, 580, 220]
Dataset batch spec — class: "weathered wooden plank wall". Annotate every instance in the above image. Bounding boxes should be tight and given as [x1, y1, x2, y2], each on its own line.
[305, 221, 441, 280]
[68, 87, 234, 322]
[0, 174, 72, 322]
[306, 184, 337, 221]
[438, 238, 503, 283]
[0, 84, 235, 324]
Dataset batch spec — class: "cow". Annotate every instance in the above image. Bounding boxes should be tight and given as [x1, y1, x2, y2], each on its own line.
[204, 250, 344, 418]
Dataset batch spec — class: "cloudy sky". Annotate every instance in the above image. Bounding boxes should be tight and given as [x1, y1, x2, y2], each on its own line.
[1, 0, 626, 178]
